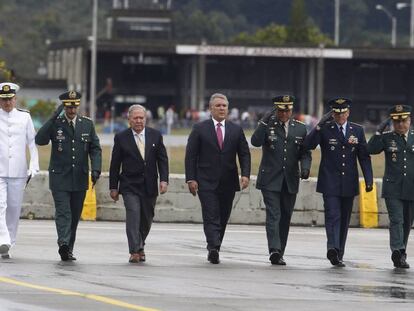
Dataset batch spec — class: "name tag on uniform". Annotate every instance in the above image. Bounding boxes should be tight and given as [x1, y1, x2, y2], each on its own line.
[328, 138, 338, 145]
[295, 137, 303, 144]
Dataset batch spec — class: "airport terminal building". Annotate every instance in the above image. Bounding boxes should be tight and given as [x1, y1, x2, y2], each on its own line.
[45, 6, 414, 123]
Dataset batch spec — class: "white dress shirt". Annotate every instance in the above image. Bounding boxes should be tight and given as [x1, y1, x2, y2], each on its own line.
[0, 108, 39, 177]
[336, 121, 348, 137]
[132, 128, 146, 147]
[212, 118, 226, 140]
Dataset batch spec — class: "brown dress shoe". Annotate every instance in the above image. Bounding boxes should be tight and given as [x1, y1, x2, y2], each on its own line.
[129, 253, 140, 263]
[139, 250, 146, 262]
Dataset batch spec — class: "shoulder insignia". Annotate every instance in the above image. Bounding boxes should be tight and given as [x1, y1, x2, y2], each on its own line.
[82, 115, 92, 121]
[17, 108, 30, 113]
[350, 122, 362, 127]
[293, 119, 305, 125]
[383, 130, 392, 134]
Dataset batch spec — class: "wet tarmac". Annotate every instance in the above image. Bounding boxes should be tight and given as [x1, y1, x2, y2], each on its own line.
[0, 221, 413, 310]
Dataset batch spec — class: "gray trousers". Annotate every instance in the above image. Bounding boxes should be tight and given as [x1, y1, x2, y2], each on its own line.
[262, 182, 297, 254]
[385, 198, 414, 252]
[123, 192, 156, 254]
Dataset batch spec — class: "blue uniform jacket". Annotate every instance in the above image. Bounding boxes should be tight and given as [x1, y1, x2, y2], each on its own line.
[303, 121, 373, 197]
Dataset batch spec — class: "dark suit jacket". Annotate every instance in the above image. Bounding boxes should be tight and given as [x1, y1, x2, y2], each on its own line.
[185, 119, 251, 192]
[303, 121, 373, 197]
[109, 127, 169, 197]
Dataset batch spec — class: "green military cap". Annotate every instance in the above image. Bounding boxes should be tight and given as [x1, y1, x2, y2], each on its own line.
[389, 104, 412, 120]
[59, 90, 81, 107]
[273, 95, 295, 111]
[329, 97, 351, 113]
[0, 82, 19, 98]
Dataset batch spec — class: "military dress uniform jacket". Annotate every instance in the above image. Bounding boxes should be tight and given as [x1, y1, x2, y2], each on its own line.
[0, 108, 39, 177]
[251, 118, 311, 193]
[304, 121, 373, 197]
[35, 115, 102, 191]
[367, 130, 414, 201]
[109, 127, 169, 197]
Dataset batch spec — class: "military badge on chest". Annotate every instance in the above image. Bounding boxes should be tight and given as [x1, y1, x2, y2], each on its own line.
[329, 138, 337, 150]
[268, 126, 277, 149]
[348, 135, 358, 144]
[56, 128, 65, 152]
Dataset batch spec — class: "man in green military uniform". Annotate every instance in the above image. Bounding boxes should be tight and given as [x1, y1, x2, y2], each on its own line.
[251, 95, 312, 265]
[367, 105, 414, 269]
[35, 91, 102, 261]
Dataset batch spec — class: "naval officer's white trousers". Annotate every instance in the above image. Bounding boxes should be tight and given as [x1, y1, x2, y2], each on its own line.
[0, 177, 26, 246]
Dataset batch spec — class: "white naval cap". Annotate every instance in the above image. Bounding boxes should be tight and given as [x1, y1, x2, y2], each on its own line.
[0, 82, 20, 98]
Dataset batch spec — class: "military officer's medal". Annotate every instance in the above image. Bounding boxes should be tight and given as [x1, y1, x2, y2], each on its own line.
[348, 135, 358, 144]
[392, 153, 397, 162]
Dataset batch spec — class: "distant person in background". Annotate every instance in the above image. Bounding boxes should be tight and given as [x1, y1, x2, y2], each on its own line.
[109, 104, 169, 263]
[367, 105, 414, 269]
[303, 98, 373, 267]
[35, 91, 102, 261]
[0, 82, 39, 259]
[157, 105, 165, 121]
[166, 105, 174, 135]
[251, 95, 311, 265]
[185, 93, 251, 264]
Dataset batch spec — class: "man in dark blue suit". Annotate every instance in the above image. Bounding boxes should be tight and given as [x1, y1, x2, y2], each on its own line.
[185, 93, 251, 264]
[304, 98, 373, 267]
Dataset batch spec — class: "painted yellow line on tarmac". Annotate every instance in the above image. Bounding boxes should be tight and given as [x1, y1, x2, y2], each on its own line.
[0, 277, 160, 311]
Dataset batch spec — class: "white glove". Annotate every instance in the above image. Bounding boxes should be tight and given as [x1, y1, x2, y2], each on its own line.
[27, 169, 39, 178]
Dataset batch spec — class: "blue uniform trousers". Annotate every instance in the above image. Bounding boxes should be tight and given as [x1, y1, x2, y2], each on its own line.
[323, 195, 354, 260]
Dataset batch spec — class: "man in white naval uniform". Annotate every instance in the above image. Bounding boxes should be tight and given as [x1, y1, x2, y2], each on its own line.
[0, 82, 39, 259]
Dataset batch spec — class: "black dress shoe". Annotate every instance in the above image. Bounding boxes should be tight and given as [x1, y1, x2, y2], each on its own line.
[68, 252, 77, 261]
[208, 249, 220, 264]
[275, 257, 286, 266]
[58, 245, 70, 261]
[269, 251, 281, 265]
[327, 248, 340, 266]
[392, 250, 402, 268]
[336, 260, 346, 267]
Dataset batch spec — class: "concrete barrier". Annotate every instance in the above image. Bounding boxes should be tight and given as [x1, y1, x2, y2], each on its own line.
[22, 172, 390, 227]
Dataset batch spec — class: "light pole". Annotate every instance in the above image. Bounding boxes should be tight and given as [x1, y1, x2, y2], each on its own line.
[376, 4, 397, 47]
[334, 0, 340, 46]
[396, 1, 414, 47]
[89, 0, 98, 121]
